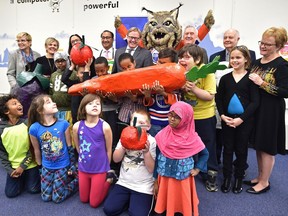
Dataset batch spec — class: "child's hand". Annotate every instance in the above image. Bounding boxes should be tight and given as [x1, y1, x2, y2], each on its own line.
[106, 92, 118, 102]
[181, 81, 190, 92]
[221, 115, 233, 125]
[190, 168, 200, 176]
[229, 117, 243, 128]
[79, 87, 89, 96]
[184, 80, 198, 93]
[95, 90, 105, 98]
[10, 167, 24, 178]
[139, 83, 152, 98]
[69, 61, 75, 71]
[68, 164, 77, 176]
[221, 115, 240, 128]
[142, 140, 150, 154]
[152, 80, 165, 95]
[85, 57, 93, 67]
[153, 180, 159, 199]
[106, 170, 118, 184]
[124, 90, 138, 102]
[84, 58, 93, 73]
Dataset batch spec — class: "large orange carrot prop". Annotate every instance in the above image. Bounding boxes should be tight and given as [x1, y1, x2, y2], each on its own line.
[68, 58, 225, 96]
[68, 63, 186, 96]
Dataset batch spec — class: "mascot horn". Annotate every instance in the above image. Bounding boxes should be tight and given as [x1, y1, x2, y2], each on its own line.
[141, 3, 183, 51]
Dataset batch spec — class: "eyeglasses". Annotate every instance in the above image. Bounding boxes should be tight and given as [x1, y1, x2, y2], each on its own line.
[101, 36, 112, 40]
[167, 112, 181, 120]
[127, 35, 140, 41]
[258, 41, 276, 47]
[16, 39, 28, 43]
[71, 39, 81, 44]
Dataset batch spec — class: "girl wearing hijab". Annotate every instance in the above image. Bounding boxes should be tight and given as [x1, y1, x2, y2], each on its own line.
[154, 101, 209, 216]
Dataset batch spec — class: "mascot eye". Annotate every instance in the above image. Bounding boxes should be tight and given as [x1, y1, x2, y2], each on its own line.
[163, 21, 172, 26]
[150, 21, 157, 26]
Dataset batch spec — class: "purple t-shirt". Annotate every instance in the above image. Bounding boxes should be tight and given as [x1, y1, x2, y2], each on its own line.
[77, 119, 110, 173]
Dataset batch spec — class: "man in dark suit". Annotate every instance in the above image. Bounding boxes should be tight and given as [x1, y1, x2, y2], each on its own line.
[112, 27, 153, 73]
[209, 28, 256, 63]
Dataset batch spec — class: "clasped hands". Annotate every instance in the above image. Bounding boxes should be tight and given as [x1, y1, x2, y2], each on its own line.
[221, 115, 243, 128]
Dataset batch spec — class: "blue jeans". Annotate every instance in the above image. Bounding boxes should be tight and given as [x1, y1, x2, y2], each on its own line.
[103, 184, 153, 216]
[5, 166, 40, 198]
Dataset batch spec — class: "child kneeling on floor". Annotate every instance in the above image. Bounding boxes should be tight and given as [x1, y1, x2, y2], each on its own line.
[103, 109, 156, 216]
[28, 94, 78, 203]
[0, 95, 40, 198]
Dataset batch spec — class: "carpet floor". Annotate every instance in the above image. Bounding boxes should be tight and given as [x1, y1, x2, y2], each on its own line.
[0, 148, 287, 216]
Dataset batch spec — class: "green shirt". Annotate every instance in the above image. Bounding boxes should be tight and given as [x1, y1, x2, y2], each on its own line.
[0, 119, 37, 174]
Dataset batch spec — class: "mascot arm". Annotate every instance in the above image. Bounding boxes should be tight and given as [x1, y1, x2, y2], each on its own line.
[175, 40, 185, 50]
[139, 40, 144, 48]
[117, 23, 128, 39]
[175, 9, 214, 50]
[204, 10, 215, 30]
[199, 9, 214, 41]
[197, 24, 209, 42]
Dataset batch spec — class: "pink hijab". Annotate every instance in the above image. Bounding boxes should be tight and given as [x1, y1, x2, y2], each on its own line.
[155, 101, 205, 159]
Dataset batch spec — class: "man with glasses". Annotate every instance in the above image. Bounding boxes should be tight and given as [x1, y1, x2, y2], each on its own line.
[98, 30, 116, 73]
[112, 27, 153, 73]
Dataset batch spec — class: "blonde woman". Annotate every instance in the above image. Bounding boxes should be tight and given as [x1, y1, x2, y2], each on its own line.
[35, 37, 59, 78]
[247, 27, 288, 194]
[7, 32, 40, 91]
